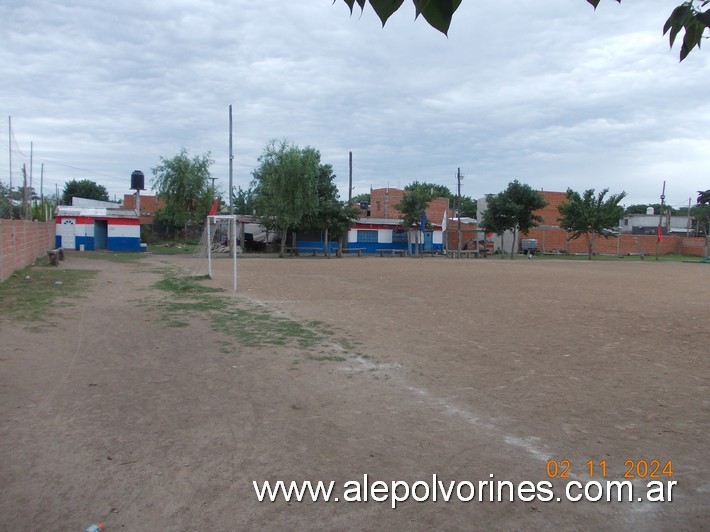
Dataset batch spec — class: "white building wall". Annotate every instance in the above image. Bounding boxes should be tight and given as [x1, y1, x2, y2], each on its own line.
[377, 229, 392, 244]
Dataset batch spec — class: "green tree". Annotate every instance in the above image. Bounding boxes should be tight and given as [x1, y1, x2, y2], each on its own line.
[557, 188, 627, 260]
[351, 192, 371, 205]
[151, 148, 214, 238]
[341, 0, 708, 61]
[232, 184, 256, 215]
[405, 180, 476, 218]
[61, 179, 109, 205]
[696, 189, 710, 236]
[481, 180, 547, 259]
[405, 181, 452, 199]
[458, 196, 477, 218]
[396, 186, 433, 256]
[480, 193, 516, 257]
[252, 140, 321, 257]
[624, 203, 675, 216]
[297, 161, 357, 257]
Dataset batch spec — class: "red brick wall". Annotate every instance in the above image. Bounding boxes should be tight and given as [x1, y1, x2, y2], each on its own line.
[369, 188, 449, 225]
[0, 220, 56, 282]
[525, 226, 706, 256]
[536, 191, 568, 225]
[122, 194, 165, 225]
[446, 225, 480, 250]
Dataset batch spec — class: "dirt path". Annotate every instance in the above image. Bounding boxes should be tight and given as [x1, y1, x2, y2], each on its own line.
[1, 253, 708, 530]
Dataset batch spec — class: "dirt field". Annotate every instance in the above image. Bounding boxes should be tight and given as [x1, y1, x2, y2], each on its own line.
[1, 252, 708, 530]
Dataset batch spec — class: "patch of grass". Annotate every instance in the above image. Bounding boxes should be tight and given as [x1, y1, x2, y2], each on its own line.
[150, 271, 345, 352]
[154, 274, 223, 295]
[149, 242, 199, 255]
[0, 265, 97, 327]
[534, 253, 698, 262]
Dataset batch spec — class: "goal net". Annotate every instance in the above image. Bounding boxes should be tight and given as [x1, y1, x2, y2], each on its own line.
[190, 215, 238, 291]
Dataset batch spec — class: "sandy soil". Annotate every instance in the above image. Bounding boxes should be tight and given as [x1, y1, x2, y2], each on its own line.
[1, 252, 708, 531]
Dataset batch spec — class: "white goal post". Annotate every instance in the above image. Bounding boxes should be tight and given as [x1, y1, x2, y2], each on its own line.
[206, 215, 238, 292]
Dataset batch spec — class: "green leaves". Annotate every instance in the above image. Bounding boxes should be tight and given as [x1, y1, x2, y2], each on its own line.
[414, 0, 462, 34]
[663, 1, 709, 61]
[586, 0, 621, 10]
[339, 0, 460, 35]
[481, 180, 547, 236]
[151, 149, 214, 233]
[557, 188, 626, 239]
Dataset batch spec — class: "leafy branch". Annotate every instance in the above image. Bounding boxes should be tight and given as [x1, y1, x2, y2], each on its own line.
[340, 0, 710, 61]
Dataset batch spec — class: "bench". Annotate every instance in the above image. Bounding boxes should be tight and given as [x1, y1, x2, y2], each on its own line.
[377, 249, 406, 257]
[298, 247, 322, 257]
[342, 248, 365, 256]
[447, 249, 481, 258]
[47, 247, 65, 266]
[285, 247, 332, 257]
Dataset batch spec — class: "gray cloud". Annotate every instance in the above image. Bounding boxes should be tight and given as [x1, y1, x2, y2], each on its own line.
[1, 0, 708, 210]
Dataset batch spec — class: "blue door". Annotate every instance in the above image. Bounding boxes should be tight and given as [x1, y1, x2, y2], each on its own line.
[423, 231, 433, 252]
[94, 220, 108, 250]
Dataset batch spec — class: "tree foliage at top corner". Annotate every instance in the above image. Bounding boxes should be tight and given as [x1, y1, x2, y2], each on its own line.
[340, 0, 709, 62]
[339, 0, 462, 35]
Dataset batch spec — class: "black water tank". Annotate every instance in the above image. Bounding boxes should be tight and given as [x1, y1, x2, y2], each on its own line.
[131, 170, 145, 191]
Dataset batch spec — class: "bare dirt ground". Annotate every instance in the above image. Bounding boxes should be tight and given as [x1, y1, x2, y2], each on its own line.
[1, 252, 708, 531]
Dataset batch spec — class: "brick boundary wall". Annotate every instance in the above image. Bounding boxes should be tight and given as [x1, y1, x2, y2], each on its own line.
[0, 220, 56, 283]
[525, 226, 707, 257]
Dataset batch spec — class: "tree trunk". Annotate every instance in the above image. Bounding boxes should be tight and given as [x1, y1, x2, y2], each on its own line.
[510, 227, 517, 260]
[279, 227, 287, 258]
[500, 233, 505, 259]
[324, 227, 330, 258]
[587, 233, 593, 260]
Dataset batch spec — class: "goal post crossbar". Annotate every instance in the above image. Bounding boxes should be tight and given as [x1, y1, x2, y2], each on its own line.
[206, 215, 238, 292]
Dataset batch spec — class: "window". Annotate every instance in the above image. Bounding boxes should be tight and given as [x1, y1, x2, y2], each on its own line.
[357, 230, 378, 243]
[392, 229, 408, 243]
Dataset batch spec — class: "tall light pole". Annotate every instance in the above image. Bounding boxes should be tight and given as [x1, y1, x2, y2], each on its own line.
[229, 104, 234, 215]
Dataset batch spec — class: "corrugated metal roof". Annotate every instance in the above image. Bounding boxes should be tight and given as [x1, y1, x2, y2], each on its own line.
[56, 206, 139, 218]
[356, 217, 403, 226]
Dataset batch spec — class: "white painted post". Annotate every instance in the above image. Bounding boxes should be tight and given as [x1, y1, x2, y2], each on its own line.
[232, 217, 237, 292]
[207, 217, 212, 278]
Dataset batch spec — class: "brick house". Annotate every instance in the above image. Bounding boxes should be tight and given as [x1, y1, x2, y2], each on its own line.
[347, 188, 450, 253]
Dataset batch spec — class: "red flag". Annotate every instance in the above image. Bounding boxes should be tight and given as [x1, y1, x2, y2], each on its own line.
[208, 200, 219, 216]
[657, 225, 664, 243]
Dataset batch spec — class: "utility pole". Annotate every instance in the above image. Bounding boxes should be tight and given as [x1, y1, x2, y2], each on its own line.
[29, 141, 33, 219]
[229, 104, 233, 214]
[22, 164, 28, 220]
[8, 116, 12, 219]
[457, 167, 463, 258]
[40, 163, 44, 221]
[656, 180, 666, 261]
[348, 151, 353, 203]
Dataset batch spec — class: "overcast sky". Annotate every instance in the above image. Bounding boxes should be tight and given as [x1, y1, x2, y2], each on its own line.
[2, 0, 709, 210]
